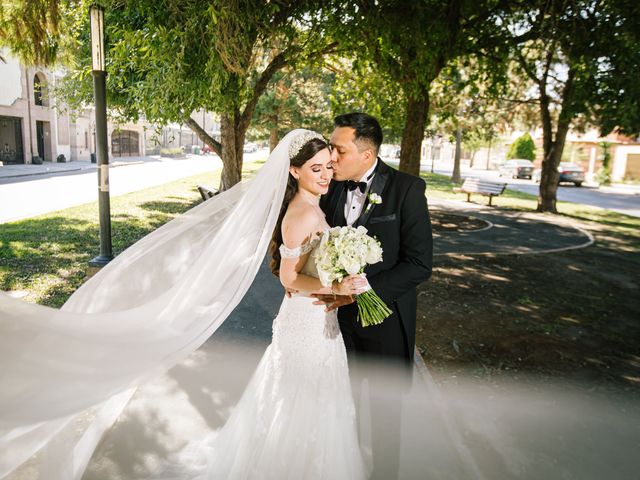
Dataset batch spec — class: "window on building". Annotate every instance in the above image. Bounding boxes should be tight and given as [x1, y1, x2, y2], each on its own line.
[111, 130, 140, 157]
[33, 73, 49, 107]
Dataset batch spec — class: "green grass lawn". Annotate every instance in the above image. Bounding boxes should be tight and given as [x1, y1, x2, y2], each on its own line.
[0, 160, 265, 307]
[1, 166, 637, 310]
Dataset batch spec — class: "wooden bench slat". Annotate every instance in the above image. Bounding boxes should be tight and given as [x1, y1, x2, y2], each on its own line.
[197, 185, 219, 201]
[453, 178, 507, 206]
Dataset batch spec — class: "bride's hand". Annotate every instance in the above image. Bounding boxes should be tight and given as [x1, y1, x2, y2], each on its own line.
[312, 294, 355, 311]
[332, 275, 368, 296]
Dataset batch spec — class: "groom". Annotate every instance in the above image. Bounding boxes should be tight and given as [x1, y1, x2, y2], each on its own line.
[315, 112, 433, 479]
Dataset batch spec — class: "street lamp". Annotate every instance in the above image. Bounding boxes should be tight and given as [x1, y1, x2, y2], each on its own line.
[88, 4, 113, 268]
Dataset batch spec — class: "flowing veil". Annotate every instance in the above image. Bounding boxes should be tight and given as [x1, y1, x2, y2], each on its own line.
[0, 129, 311, 479]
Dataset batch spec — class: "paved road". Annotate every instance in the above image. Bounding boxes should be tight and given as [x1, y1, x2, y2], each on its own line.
[441, 163, 640, 217]
[384, 158, 640, 217]
[0, 150, 268, 224]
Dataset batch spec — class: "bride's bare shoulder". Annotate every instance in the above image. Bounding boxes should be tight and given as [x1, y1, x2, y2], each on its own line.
[282, 202, 322, 247]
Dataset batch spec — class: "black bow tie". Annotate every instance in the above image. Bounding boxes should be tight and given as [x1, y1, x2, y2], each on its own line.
[345, 180, 367, 193]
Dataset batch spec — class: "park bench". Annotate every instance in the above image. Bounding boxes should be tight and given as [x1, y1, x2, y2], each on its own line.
[453, 178, 507, 206]
[197, 185, 219, 201]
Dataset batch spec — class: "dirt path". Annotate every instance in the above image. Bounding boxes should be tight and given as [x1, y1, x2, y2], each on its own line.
[431, 199, 593, 256]
[419, 204, 639, 395]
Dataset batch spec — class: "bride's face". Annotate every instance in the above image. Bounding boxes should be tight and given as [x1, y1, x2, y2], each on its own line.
[291, 148, 333, 196]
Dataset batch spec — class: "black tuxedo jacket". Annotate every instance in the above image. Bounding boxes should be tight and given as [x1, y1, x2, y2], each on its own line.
[319, 159, 433, 361]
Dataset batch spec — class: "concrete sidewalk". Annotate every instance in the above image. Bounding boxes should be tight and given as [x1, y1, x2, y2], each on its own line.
[0, 155, 224, 224]
[0, 155, 185, 180]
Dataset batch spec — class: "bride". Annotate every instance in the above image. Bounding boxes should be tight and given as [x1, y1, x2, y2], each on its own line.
[0, 129, 370, 479]
[154, 130, 370, 479]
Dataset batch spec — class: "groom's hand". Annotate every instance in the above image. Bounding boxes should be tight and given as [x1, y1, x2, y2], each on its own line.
[312, 294, 355, 311]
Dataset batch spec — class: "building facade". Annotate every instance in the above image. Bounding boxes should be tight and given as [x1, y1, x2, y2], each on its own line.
[0, 50, 148, 165]
[0, 52, 65, 164]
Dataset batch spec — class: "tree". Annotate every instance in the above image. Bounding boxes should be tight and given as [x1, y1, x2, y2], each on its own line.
[2, 0, 336, 190]
[0, 0, 68, 66]
[251, 55, 412, 151]
[324, 1, 512, 177]
[251, 66, 335, 151]
[507, 133, 535, 160]
[326, 55, 406, 144]
[429, 61, 510, 182]
[499, 0, 640, 212]
[595, 141, 612, 185]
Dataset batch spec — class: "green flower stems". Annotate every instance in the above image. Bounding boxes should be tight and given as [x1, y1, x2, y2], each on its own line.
[356, 289, 392, 327]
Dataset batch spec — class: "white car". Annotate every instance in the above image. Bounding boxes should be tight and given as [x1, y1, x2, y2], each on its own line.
[243, 142, 258, 153]
[498, 159, 535, 179]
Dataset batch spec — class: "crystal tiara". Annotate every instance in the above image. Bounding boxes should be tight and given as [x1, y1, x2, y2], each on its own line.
[288, 130, 326, 159]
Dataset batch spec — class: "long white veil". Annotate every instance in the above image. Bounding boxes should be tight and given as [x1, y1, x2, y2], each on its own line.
[0, 129, 309, 479]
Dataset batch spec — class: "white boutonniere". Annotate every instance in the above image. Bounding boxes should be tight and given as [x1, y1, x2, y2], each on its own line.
[365, 193, 382, 213]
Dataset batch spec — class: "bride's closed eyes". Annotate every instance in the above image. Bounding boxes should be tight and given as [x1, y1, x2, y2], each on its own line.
[311, 163, 333, 173]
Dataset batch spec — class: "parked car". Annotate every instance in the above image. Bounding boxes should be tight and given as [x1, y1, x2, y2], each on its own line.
[498, 159, 535, 179]
[243, 142, 258, 153]
[201, 144, 214, 155]
[532, 162, 585, 186]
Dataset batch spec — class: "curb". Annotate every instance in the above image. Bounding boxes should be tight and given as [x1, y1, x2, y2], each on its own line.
[0, 166, 86, 179]
[0, 160, 148, 180]
[431, 198, 596, 257]
[431, 209, 494, 233]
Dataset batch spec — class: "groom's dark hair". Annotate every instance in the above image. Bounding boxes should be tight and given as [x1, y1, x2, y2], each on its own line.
[334, 112, 383, 155]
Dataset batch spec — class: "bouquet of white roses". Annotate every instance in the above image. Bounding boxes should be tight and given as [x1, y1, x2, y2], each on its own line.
[314, 226, 392, 327]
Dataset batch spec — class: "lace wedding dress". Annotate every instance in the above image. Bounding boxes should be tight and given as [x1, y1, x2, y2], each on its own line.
[155, 233, 369, 480]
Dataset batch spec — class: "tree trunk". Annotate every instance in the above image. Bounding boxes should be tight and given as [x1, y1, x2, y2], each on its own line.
[538, 146, 561, 212]
[538, 120, 571, 212]
[537, 84, 560, 212]
[219, 111, 244, 190]
[486, 136, 492, 170]
[184, 117, 221, 155]
[537, 67, 575, 213]
[451, 126, 462, 184]
[269, 124, 279, 152]
[399, 90, 429, 176]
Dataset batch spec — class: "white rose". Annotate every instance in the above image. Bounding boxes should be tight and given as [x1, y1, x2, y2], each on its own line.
[366, 243, 383, 264]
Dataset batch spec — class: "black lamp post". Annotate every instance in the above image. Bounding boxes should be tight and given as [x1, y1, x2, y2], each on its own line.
[88, 4, 113, 268]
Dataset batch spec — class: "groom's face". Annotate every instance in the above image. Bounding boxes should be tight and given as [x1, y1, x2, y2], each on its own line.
[329, 127, 371, 181]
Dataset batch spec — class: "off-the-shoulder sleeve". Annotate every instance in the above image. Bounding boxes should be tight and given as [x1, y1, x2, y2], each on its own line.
[279, 241, 314, 259]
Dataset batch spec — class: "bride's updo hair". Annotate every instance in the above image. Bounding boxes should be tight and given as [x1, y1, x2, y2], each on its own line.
[269, 136, 329, 277]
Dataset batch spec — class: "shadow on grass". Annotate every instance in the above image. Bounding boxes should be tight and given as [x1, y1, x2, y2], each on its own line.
[139, 198, 198, 215]
[561, 209, 640, 233]
[0, 196, 203, 308]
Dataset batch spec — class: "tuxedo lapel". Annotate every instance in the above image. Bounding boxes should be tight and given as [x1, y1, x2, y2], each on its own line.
[355, 159, 390, 228]
[330, 181, 347, 227]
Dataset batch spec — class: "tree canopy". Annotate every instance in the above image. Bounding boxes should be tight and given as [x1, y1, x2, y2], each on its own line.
[4, 0, 336, 189]
[3, 0, 639, 209]
[496, 0, 640, 211]
[507, 133, 536, 160]
[322, 0, 513, 176]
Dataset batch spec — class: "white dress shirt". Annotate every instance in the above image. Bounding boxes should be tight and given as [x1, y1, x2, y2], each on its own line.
[344, 160, 378, 226]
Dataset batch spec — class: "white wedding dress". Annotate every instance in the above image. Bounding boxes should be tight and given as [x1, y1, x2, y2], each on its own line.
[155, 233, 369, 480]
